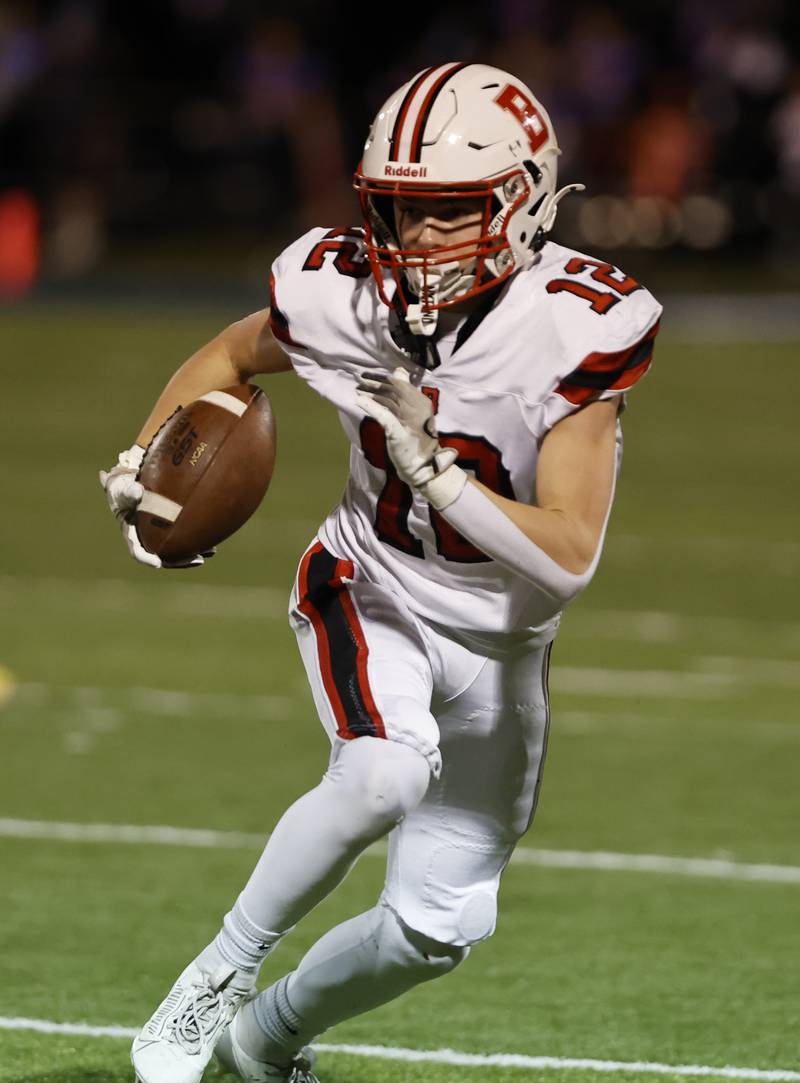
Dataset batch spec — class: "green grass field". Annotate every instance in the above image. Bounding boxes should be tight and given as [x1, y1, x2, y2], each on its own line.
[0, 301, 798, 1082]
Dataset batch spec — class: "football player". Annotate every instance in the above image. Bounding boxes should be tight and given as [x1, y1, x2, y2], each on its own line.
[101, 63, 661, 1083]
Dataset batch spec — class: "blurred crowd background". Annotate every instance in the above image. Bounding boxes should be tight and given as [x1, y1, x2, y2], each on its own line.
[0, 0, 798, 294]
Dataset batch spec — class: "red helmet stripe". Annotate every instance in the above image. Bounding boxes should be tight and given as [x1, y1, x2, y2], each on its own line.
[389, 66, 437, 162]
[407, 62, 472, 163]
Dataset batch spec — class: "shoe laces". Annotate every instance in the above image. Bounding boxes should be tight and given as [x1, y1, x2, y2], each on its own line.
[287, 1051, 319, 1083]
[288, 1066, 319, 1083]
[169, 983, 227, 1054]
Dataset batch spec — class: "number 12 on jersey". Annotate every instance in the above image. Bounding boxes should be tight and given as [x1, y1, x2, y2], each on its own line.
[359, 413, 515, 564]
[546, 257, 641, 314]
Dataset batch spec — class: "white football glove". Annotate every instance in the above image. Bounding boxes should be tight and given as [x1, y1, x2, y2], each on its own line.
[99, 444, 145, 520]
[355, 368, 467, 511]
[99, 445, 212, 569]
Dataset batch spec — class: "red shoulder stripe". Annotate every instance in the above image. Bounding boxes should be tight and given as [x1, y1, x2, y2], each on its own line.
[556, 319, 659, 404]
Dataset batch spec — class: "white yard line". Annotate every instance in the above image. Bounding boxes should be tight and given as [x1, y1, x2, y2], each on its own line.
[3, 573, 800, 647]
[1, 818, 798, 884]
[611, 533, 800, 565]
[695, 656, 800, 687]
[509, 848, 800, 883]
[0, 1017, 797, 1082]
[0, 1016, 137, 1040]
[0, 575, 287, 620]
[552, 668, 734, 699]
[9, 652, 797, 722]
[317, 1042, 800, 1081]
[553, 710, 800, 741]
[0, 818, 264, 849]
[14, 682, 294, 720]
[557, 661, 799, 696]
[564, 609, 800, 648]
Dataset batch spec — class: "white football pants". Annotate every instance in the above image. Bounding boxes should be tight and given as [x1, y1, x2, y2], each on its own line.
[211, 538, 552, 1065]
[287, 537, 552, 947]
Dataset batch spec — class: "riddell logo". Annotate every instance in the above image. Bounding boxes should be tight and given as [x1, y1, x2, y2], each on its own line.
[384, 165, 428, 177]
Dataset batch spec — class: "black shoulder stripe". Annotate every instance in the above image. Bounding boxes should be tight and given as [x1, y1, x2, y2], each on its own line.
[561, 334, 655, 390]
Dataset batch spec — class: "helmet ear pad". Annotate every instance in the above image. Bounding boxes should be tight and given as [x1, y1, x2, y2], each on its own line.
[483, 169, 544, 278]
[498, 155, 563, 271]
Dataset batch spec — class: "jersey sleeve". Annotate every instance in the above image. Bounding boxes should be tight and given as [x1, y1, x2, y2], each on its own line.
[267, 226, 377, 413]
[268, 226, 371, 361]
[554, 311, 660, 407]
[539, 251, 663, 428]
[268, 227, 326, 358]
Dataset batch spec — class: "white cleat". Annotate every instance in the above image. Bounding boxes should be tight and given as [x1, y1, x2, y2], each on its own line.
[131, 960, 253, 1083]
[215, 1012, 320, 1082]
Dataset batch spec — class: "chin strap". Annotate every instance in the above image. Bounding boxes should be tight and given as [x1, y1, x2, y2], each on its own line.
[405, 301, 439, 337]
[405, 260, 475, 336]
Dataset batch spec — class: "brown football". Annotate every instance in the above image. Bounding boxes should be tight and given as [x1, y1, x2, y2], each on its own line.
[135, 383, 276, 563]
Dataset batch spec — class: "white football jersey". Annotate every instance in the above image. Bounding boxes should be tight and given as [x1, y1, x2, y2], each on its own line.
[269, 226, 661, 652]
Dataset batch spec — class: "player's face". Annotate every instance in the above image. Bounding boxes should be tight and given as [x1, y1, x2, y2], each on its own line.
[394, 195, 484, 255]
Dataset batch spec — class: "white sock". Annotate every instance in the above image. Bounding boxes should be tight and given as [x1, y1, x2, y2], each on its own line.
[237, 903, 467, 1065]
[209, 898, 284, 975]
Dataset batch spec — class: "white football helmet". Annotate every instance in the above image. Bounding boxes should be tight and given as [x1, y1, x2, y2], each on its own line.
[354, 62, 583, 334]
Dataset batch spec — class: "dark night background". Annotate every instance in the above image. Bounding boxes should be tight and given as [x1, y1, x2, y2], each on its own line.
[1, 0, 798, 294]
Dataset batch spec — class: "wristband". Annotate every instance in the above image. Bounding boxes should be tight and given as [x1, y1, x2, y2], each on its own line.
[418, 462, 468, 511]
[120, 444, 146, 472]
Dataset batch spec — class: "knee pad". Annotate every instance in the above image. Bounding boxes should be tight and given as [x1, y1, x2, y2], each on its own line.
[328, 737, 431, 833]
[383, 823, 505, 946]
[377, 903, 469, 979]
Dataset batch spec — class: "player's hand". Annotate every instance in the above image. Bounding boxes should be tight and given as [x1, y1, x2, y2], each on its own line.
[99, 446, 215, 569]
[99, 445, 146, 523]
[355, 368, 466, 511]
[118, 522, 215, 569]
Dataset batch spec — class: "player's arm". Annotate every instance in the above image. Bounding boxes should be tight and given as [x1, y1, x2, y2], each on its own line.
[357, 369, 619, 603]
[468, 398, 618, 574]
[136, 308, 291, 447]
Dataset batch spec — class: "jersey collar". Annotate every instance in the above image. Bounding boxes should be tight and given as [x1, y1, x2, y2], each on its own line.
[386, 278, 507, 370]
